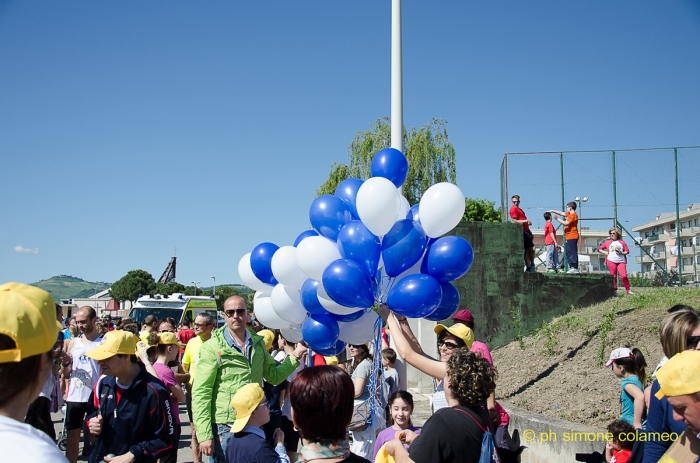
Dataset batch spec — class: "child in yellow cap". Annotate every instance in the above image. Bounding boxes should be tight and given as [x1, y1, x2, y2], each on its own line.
[227, 383, 289, 463]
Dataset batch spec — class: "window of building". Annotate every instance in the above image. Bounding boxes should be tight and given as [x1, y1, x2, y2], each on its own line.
[683, 258, 692, 266]
[695, 218, 699, 226]
[671, 223, 676, 230]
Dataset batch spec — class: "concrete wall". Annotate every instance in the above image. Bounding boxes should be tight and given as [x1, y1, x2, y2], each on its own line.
[402, 221, 615, 392]
[451, 221, 615, 348]
[500, 401, 605, 463]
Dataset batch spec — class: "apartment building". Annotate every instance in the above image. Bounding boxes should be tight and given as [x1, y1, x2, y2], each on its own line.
[631, 203, 700, 282]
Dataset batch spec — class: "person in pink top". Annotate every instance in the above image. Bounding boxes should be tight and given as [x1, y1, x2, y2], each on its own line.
[153, 332, 186, 463]
[452, 309, 512, 450]
[598, 228, 634, 296]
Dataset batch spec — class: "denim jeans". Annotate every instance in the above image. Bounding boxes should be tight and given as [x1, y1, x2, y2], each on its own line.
[565, 239, 579, 269]
[545, 244, 560, 271]
[209, 423, 232, 463]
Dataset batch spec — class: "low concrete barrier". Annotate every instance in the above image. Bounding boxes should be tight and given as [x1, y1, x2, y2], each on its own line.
[500, 401, 606, 463]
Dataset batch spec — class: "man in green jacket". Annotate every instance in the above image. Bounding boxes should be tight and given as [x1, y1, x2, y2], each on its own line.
[192, 295, 306, 463]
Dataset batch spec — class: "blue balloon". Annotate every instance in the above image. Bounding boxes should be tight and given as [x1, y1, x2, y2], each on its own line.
[300, 279, 329, 315]
[381, 219, 428, 277]
[334, 178, 364, 219]
[421, 236, 474, 282]
[309, 195, 354, 242]
[370, 148, 409, 188]
[424, 282, 461, 321]
[302, 313, 339, 350]
[407, 204, 421, 223]
[331, 309, 366, 323]
[387, 274, 443, 318]
[294, 230, 319, 247]
[250, 242, 279, 285]
[337, 220, 381, 279]
[312, 339, 347, 356]
[322, 259, 374, 309]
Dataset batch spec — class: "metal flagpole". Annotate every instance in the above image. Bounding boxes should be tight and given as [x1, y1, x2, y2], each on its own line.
[389, 0, 408, 394]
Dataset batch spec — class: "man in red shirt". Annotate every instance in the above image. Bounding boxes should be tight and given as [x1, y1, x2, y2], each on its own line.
[177, 318, 196, 360]
[509, 195, 535, 272]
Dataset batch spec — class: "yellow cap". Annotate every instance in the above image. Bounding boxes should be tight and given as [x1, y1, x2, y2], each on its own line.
[158, 332, 184, 348]
[655, 350, 700, 399]
[258, 330, 274, 350]
[434, 323, 475, 349]
[0, 282, 62, 363]
[85, 331, 137, 360]
[231, 383, 266, 433]
[324, 356, 339, 365]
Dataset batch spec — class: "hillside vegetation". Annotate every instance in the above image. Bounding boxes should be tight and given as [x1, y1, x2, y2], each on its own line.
[32, 275, 111, 302]
[492, 287, 700, 429]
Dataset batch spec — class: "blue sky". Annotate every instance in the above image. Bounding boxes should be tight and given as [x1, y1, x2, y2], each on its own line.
[2, 1, 699, 286]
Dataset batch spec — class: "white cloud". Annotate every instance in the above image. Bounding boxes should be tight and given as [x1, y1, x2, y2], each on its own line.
[14, 245, 40, 255]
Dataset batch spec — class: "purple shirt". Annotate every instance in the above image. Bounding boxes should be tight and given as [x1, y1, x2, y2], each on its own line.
[372, 425, 421, 461]
[153, 362, 180, 424]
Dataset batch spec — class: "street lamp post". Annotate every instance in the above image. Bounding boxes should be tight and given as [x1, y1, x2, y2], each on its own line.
[211, 276, 216, 297]
[191, 281, 200, 296]
[575, 196, 588, 251]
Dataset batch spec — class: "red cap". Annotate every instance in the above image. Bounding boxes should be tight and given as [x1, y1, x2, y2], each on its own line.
[453, 309, 474, 324]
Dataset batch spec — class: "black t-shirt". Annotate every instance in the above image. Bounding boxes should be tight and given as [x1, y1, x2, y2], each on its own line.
[409, 406, 487, 463]
[342, 453, 371, 463]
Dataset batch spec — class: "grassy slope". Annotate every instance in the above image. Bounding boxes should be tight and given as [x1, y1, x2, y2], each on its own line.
[492, 287, 700, 429]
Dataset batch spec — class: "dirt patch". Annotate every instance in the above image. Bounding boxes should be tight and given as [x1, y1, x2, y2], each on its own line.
[491, 288, 700, 429]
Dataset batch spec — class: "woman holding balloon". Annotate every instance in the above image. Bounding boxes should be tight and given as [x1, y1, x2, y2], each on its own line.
[348, 344, 375, 459]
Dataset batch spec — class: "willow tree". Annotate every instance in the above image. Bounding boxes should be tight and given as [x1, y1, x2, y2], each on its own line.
[316, 117, 457, 206]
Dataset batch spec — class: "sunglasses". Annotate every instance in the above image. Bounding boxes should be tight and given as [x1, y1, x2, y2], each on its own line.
[158, 329, 175, 333]
[437, 339, 460, 350]
[349, 344, 365, 349]
[687, 335, 700, 349]
[512, 200, 520, 204]
[257, 399, 269, 408]
[225, 309, 247, 318]
[194, 322, 212, 328]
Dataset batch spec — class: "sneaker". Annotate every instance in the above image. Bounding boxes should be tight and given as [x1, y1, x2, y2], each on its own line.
[566, 268, 576, 274]
[614, 291, 619, 297]
[546, 269, 555, 273]
[627, 290, 635, 295]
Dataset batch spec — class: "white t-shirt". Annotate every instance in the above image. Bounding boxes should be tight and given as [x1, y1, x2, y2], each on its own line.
[0, 415, 68, 462]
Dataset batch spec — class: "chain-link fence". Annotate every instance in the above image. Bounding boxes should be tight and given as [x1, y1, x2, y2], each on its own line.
[500, 147, 700, 284]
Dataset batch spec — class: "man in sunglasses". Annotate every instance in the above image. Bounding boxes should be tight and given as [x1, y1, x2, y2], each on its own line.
[192, 296, 307, 463]
[509, 194, 536, 272]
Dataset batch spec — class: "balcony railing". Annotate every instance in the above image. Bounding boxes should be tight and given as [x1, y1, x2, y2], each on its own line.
[635, 255, 654, 264]
[644, 233, 669, 245]
[681, 227, 700, 237]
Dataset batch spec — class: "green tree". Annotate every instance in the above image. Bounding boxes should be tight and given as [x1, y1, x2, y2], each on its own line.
[153, 281, 186, 296]
[214, 285, 246, 310]
[109, 270, 157, 303]
[463, 198, 502, 222]
[316, 117, 457, 206]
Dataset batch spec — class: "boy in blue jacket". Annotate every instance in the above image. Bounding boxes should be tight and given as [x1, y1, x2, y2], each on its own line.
[85, 331, 176, 463]
[226, 383, 289, 463]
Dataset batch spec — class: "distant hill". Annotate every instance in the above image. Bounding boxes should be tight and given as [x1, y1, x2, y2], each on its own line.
[31, 275, 252, 302]
[31, 275, 112, 302]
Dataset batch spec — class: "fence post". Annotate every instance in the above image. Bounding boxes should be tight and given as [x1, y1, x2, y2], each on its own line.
[560, 152, 567, 271]
[612, 150, 618, 230]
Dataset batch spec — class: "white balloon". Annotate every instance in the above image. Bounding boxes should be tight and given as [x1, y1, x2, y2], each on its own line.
[338, 310, 379, 345]
[318, 283, 361, 315]
[270, 284, 308, 326]
[271, 246, 307, 290]
[419, 183, 466, 238]
[254, 295, 290, 330]
[239, 253, 275, 292]
[398, 194, 411, 220]
[281, 324, 304, 343]
[296, 236, 341, 281]
[356, 177, 401, 237]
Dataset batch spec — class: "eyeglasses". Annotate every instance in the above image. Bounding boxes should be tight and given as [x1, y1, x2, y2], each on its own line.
[512, 200, 520, 204]
[257, 400, 269, 408]
[349, 344, 365, 349]
[437, 339, 460, 350]
[158, 329, 175, 333]
[610, 232, 618, 236]
[225, 309, 247, 318]
[687, 335, 700, 350]
[194, 322, 212, 328]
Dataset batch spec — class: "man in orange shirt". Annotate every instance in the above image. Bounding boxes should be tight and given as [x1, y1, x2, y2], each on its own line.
[548, 202, 580, 274]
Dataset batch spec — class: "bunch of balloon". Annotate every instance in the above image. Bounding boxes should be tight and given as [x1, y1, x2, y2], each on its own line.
[237, 147, 474, 354]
